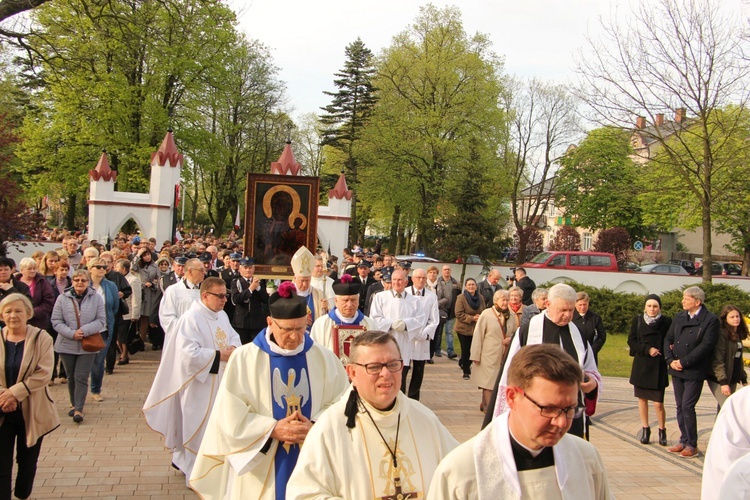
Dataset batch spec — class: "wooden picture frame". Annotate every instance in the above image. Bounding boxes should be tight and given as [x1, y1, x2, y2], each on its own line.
[243, 173, 319, 278]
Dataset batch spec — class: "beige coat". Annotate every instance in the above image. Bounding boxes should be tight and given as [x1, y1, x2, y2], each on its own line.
[454, 293, 485, 336]
[0, 325, 60, 447]
[470, 307, 518, 390]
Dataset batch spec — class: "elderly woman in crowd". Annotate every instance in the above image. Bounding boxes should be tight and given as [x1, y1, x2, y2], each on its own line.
[37, 251, 60, 286]
[133, 248, 158, 346]
[454, 277, 485, 381]
[470, 289, 517, 413]
[86, 259, 119, 403]
[16, 258, 56, 333]
[51, 269, 106, 423]
[707, 305, 748, 411]
[628, 294, 672, 445]
[0, 294, 60, 499]
[572, 291, 607, 364]
[519, 287, 548, 328]
[114, 259, 141, 365]
[48, 261, 71, 383]
[507, 286, 525, 327]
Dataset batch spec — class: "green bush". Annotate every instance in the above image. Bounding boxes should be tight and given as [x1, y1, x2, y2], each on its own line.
[539, 281, 750, 335]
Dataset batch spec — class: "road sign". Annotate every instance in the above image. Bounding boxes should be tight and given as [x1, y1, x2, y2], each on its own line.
[634, 241, 643, 251]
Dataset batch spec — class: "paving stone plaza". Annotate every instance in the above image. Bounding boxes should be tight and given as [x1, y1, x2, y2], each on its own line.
[26, 348, 712, 499]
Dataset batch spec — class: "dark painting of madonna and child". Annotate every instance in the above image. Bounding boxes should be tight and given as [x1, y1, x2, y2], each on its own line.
[243, 174, 319, 277]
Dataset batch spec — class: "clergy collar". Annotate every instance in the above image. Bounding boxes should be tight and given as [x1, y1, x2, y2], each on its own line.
[358, 389, 403, 422]
[334, 308, 357, 324]
[265, 328, 305, 356]
[508, 425, 545, 458]
[196, 299, 219, 320]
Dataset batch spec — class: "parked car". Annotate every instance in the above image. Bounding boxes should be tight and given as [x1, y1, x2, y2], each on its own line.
[668, 259, 698, 275]
[637, 263, 690, 275]
[711, 261, 742, 276]
[523, 251, 619, 272]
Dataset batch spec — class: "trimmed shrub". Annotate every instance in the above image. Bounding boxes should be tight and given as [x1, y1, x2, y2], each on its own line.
[539, 281, 750, 335]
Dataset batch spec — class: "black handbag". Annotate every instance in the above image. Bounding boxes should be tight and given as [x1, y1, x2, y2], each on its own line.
[126, 321, 144, 355]
[118, 298, 129, 316]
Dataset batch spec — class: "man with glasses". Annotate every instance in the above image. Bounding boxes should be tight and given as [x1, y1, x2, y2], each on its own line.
[484, 283, 601, 438]
[144, 277, 241, 485]
[428, 344, 611, 499]
[287, 330, 458, 499]
[191, 282, 347, 499]
[159, 258, 205, 343]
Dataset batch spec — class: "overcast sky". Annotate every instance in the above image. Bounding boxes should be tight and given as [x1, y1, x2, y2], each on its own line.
[231, 0, 748, 121]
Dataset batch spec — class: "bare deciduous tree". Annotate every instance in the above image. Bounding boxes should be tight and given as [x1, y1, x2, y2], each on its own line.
[575, 0, 750, 282]
[502, 77, 580, 263]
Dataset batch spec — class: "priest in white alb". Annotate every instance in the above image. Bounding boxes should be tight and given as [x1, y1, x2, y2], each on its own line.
[159, 257, 205, 347]
[428, 344, 611, 499]
[189, 281, 348, 499]
[310, 273, 377, 364]
[403, 268, 440, 400]
[287, 330, 458, 499]
[142, 277, 241, 484]
[702, 386, 750, 500]
[369, 270, 425, 383]
[486, 283, 601, 438]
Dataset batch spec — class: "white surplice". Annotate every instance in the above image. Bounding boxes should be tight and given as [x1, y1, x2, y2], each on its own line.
[493, 312, 602, 416]
[369, 291, 425, 366]
[404, 286, 439, 361]
[142, 300, 241, 483]
[702, 386, 750, 500]
[310, 275, 336, 302]
[286, 389, 459, 500]
[189, 334, 349, 499]
[427, 412, 612, 500]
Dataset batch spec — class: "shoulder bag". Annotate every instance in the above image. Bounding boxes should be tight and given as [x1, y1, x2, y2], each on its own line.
[70, 296, 106, 352]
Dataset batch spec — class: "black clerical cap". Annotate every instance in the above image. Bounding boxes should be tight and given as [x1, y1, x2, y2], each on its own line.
[332, 274, 361, 296]
[269, 282, 307, 319]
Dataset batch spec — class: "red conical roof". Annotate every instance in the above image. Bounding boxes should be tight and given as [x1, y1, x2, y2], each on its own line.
[329, 171, 352, 200]
[89, 150, 117, 182]
[151, 130, 184, 167]
[270, 141, 302, 175]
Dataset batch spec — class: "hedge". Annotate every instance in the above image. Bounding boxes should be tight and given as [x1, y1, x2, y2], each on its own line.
[539, 281, 750, 335]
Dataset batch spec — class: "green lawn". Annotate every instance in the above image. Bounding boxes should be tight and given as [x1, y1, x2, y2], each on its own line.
[597, 334, 631, 378]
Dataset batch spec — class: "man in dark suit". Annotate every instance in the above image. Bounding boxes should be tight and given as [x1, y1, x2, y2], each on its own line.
[477, 269, 501, 307]
[220, 253, 242, 321]
[664, 286, 720, 458]
[355, 261, 376, 313]
[160, 256, 187, 291]
[230, 257, 270, 344]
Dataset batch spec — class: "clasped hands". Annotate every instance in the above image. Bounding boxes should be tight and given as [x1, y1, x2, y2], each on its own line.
[271, 411, 312, 445]
[0, 389, 18, 413]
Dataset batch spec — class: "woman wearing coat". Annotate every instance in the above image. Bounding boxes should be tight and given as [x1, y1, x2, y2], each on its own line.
[133, 248, 158, 345]
[16, 258, 56, 333]
[470, 289, 517, 413]
[707, 305, 748, 411]
[454, 278, 485, 381]
[0, 293, 60, 499]
[51, 269, 106, 423]
[114, 259, 141, 365]
[86, 259, 120, 403]
[628, 294, 672, 446]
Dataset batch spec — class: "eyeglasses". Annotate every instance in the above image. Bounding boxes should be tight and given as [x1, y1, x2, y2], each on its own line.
[72, 278, 89, 283]
[521, 390, 584, 420]
[271, 318, 307, 335]
[205, 291, 229, 300]
[91, 265, 107, 270]
[352, 359, 404, 375]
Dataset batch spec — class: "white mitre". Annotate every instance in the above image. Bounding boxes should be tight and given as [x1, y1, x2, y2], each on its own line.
[291, 246, 315, 277]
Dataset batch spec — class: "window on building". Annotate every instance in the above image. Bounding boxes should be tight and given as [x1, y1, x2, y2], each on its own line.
[582, 232, 592, 251]
[547, 201, 555, 217]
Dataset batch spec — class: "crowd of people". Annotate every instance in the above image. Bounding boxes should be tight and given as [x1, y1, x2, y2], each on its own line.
[0, 229, 747, 498]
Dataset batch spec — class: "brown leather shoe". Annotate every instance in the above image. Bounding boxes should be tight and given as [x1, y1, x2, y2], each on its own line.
[667, 443, 685, 453]
[679, 447, 699, 458]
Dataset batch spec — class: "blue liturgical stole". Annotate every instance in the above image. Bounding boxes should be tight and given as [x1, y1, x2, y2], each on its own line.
[253, 330, 314, 500]
[327, 308, 365, 326]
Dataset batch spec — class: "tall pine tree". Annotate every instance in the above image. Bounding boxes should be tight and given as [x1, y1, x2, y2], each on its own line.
[320, 38, 377, 245]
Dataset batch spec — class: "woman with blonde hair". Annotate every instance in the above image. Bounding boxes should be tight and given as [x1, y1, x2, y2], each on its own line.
[38, 251, 61, 286]
[0, 293, 60, 498]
